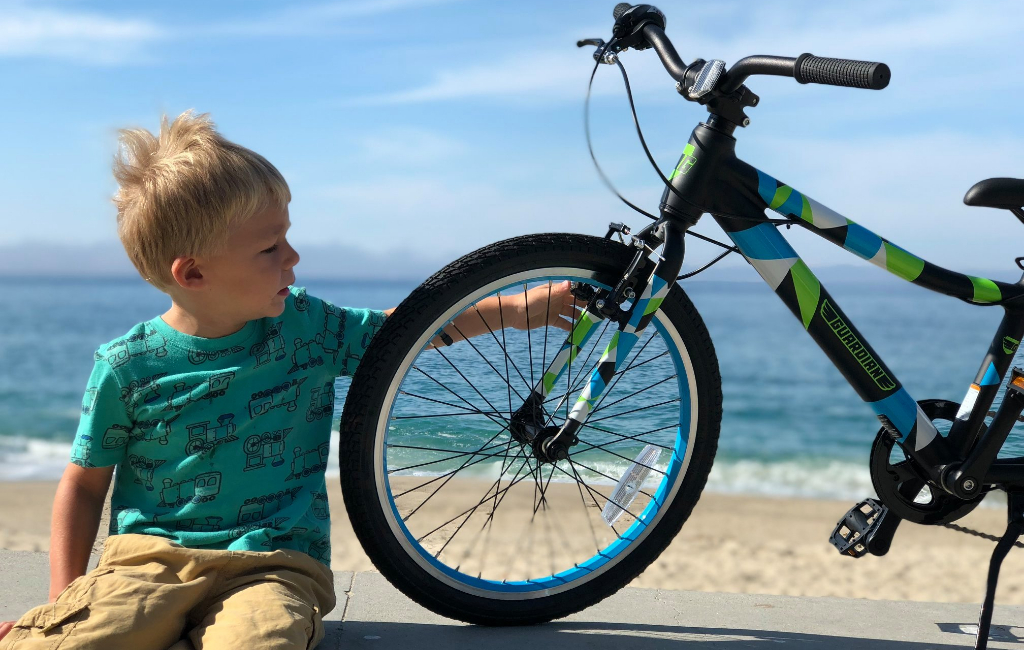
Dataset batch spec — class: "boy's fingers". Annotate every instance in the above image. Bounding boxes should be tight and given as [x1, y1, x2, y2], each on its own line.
[559, 305, 584, 321]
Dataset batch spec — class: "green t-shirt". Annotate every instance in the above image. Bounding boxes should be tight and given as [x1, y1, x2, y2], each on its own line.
[70, 286, 387, 567]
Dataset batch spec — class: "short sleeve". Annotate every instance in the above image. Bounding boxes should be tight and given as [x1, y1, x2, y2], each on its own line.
[70, 350, 133, 468]
[296, 288, 387, 378]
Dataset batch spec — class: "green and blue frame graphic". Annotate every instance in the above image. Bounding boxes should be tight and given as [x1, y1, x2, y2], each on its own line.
[713, 168, 1024, 457]
[749, 172, 1024, 446]
[753, 170, 1017, 305]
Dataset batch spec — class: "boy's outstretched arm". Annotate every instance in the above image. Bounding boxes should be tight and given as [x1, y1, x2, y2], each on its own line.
[48, 463, 114, 600]
[410, 280, 580, 349]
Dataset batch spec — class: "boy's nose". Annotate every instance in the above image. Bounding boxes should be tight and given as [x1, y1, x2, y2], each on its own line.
[284, 244, 300, 268]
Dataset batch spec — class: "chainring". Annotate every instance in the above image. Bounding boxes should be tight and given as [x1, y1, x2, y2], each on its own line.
[869, 398, 985, 525]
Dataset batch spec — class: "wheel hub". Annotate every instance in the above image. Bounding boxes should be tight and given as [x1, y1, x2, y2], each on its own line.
[531, 426, 573, 464]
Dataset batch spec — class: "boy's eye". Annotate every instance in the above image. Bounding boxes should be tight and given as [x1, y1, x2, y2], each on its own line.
[262, 245, 279, 254]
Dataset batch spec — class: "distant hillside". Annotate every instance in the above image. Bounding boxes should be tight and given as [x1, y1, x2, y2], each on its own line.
[0, 239, 456, 283]
[0, 240, 1015, 287]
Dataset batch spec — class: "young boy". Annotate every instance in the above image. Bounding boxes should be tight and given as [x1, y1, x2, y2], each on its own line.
[0, 110, 577, 649]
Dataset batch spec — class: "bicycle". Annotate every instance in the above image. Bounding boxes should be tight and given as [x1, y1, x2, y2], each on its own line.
[338, 5, 1024, 647]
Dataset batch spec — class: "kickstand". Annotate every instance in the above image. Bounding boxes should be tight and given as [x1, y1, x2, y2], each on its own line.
[975, 490, 1024, 650]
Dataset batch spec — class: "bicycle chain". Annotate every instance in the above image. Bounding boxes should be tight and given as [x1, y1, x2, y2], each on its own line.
[940, 522, 1024, 549]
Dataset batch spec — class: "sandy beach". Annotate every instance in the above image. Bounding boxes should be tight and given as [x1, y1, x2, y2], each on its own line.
[2, 478, 1022, 605]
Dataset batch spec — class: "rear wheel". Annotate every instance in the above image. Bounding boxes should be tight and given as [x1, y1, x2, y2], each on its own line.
[340, 233, 722, 624]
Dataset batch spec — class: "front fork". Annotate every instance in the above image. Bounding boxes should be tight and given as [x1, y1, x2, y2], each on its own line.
[509, 219, 687, 462]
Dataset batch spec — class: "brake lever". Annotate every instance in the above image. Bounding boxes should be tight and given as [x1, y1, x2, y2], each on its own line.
[576, 37, 618, 64]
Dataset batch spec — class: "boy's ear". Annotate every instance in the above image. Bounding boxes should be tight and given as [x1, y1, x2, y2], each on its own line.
[170, 257, 205, 288]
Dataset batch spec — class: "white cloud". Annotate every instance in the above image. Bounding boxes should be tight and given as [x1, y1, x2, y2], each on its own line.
[309, 176, 642, 257]
[343, 0, 1023, 106]
[301, 122, 1024, 278]
[341, 49, 599, 106]
[194, 0, 466, 37]
[0, 4, 163, 64]
[0, 0, 467, 63]
[354, 127, 469, 164]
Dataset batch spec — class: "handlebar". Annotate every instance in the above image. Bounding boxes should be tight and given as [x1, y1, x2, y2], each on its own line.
[640, 24, 687, 81]
[793, 54, 890, 90]
[599, 5, 890, 96]
[638, 23, 889, 93]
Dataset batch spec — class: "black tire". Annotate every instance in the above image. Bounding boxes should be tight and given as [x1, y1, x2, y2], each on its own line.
[339, 233, 722, 625]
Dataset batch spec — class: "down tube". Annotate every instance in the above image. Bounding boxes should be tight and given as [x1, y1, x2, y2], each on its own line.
[716, 217, 953, 470]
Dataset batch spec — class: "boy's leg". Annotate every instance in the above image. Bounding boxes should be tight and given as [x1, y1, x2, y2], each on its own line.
[0, 534, 213, 650]
[188, 549, 335, 650]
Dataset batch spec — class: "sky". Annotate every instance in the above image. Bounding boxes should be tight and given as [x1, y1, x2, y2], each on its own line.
[1, 0, 1023, 280]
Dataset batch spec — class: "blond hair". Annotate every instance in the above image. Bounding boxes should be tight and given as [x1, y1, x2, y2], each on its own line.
[112, 109, 290, 292]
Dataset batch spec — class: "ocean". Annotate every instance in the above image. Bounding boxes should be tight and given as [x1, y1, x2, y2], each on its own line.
[2, 273, 1023, 504]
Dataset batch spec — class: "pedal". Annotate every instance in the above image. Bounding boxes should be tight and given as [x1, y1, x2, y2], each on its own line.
[829, 498, 902, 558]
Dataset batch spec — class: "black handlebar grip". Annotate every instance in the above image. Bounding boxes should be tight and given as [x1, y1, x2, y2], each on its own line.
[794, 54, 890, 90]
[613, 3, 632, 19]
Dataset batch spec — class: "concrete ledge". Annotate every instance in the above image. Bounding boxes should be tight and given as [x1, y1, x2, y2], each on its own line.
[2, 550, 1022, 648]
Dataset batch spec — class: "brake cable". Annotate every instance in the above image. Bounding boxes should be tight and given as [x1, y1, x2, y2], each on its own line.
[584, 51, 737, 279]
[584, 40, 660, 223]
[584, 40, 803, 279]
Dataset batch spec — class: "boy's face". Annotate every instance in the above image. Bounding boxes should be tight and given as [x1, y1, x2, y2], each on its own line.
[171, 203, 300, 325]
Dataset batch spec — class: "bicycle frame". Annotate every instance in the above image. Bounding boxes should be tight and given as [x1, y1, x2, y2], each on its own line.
[513, 118, 1024, 491]
[652, 120, 1024, 487]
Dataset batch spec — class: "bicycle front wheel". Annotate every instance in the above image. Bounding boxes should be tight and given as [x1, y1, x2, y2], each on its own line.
[340, 233, 722, 624]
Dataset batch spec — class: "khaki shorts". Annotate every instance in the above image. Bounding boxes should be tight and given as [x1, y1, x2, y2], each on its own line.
[1, 533, 336, 650]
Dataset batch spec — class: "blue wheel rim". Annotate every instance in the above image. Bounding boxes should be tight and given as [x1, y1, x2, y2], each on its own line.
[379, 272, 694, 596]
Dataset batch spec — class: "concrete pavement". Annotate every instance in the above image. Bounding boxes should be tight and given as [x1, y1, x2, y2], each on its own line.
[1, 549, 1022, 648]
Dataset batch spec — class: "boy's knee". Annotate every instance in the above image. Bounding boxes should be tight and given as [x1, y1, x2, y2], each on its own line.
[189, 582, 325, 650]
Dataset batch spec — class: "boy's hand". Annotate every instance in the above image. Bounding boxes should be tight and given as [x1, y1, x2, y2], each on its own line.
[1, 620, 14, 641]
[511, 280, 585, 332]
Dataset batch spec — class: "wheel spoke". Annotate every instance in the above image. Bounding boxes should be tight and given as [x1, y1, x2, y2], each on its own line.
[411, 365, 509, 428]
[543, 329, 660, 421]
[568, 457, 620, 538]
[584, 336, 665, 418]
[417, 448, 535, 544]
[392, 411, 507, 420]
[432, 449, 534, 558]
[566, 457, 656, 501]
[589, 374, 677, 415]
[425, 350, 510, 428]
[571, 441, 667, 477]
[387, 442, 512, 475]
[544, 318, 612, 428]
[568, 456, 604, 552]
[553, 459, 645, 523]
[449, 318, 531, 404]
[578, 422, 676, 452]
[499, 292, 515, 425]
[392, 430, 514, 500]
[400, 390, 499, 416]
[549, 348, 670, 412]
[586, 398, 681, 425]
[524, 283, 535, 391]
[542, 281, 552, 393]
